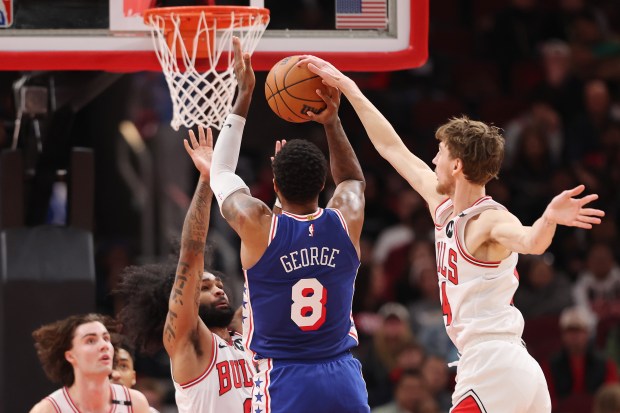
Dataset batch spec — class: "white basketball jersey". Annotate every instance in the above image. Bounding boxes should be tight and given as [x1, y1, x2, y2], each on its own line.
[45, 383, 133, 412]
[434, 196, 524, 353]
[172, 332, 253, 413]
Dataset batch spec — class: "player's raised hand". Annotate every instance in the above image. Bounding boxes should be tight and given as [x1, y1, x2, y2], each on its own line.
[543, 185, 605, 229]
[296, 55, 351, 91]
[184, 126, 214, 180]
[232, 36, 255, 92]
[271, 139, 287, 163]
[306, 85, 341, 125]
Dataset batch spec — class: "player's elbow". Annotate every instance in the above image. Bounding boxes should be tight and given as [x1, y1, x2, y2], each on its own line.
[527, 241, 550, 256]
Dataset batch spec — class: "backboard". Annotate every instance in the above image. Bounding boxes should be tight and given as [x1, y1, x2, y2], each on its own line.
[0, 0, 428, 72]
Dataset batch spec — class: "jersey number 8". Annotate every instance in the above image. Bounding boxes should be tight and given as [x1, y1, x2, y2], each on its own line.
[291, 278, 327, 331]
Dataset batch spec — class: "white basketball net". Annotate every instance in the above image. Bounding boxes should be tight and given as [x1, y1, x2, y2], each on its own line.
[146, 9, 269, 130]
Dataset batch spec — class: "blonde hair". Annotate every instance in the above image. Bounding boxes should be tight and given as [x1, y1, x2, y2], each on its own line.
[436, 116, 504, 185]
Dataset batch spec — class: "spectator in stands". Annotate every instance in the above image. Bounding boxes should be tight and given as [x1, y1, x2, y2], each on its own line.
[544, 306, 619, 408]
[358, 302, 417, 407]
[507, 123, 557, 223]
[408, 265, 458, 362]
[530, 40, 583, 124]
[593, 383, 620, 413]
[503, 98, 564, 169]
[421, 355, 452, 412]
[573, 243, 620, 321]
[566, 80, 618, 166]
[543, 0, 610, 44]
[490, 0, 546, 92]
[371, 369, 433, 413]
[514, 254, 574, 318]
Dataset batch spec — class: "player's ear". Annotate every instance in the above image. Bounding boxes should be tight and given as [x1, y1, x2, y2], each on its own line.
[273, 179, 281, 197]
[452, 159, 462, 174]
[65, 350, 75, 365]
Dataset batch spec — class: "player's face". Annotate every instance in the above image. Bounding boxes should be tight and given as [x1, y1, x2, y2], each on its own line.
[432, 141, 456, 196]
[65, 321, 114, 377]
[198, 276, 235, 328]
[111, 348, 136, 388]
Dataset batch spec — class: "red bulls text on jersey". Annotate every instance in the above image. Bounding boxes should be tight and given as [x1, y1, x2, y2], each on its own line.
[434, 196, 524, 353]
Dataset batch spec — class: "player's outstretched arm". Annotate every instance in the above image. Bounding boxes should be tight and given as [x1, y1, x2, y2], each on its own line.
[163, 126, 214, 376]
[488, 185, 604, 255]
[211, 36, 272, 269]
[298, 55, 444, 212]
[307, 85, 365, 256]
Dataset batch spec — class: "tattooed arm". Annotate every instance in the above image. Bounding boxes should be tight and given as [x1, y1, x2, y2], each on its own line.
[163, 126, 215, 383]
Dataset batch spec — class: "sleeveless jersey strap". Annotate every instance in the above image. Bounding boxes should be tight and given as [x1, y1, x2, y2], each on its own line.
[330, 208, 349, 234]
[111, 384, 133, 412]
[268, 214, 279, 245]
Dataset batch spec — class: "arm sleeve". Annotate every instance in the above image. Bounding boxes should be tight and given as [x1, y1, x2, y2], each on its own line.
[210, 114, 250, 212]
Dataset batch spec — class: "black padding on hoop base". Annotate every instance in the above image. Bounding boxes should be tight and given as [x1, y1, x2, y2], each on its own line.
[0, 226, 95, 413]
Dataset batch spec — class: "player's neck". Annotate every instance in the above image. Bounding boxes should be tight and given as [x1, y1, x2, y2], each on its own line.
[451, 183, 486, 216]
[68, 375, 111, 412]
[281, 200, 319, 216]
[212, 326, 231, 343]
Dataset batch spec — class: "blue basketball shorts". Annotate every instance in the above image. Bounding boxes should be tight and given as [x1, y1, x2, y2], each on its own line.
[251, 351, 370, 413]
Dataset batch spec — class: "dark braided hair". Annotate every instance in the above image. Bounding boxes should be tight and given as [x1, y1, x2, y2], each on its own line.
[272, 139, 327, 204]
[115, 242, 222, 356]
[115, 261, 176, 356]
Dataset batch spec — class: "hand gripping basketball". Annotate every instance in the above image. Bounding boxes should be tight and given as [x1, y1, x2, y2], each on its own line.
[265, 55, 328, 123]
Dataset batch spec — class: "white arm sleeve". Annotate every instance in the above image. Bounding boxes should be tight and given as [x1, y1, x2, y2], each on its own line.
[210, 114, 250, 211]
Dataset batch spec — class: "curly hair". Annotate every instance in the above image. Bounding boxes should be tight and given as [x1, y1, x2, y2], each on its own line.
[272, 139, 327, 204]
[32, 313, 118, 387]
[435, 116, 504, 185]
[115, 261, 177, 356]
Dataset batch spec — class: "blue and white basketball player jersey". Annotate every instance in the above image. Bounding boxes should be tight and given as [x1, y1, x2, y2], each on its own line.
[243, 208, 360, 361]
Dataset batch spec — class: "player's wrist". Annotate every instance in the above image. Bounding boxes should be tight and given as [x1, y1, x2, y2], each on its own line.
[541, 211, 557, 226]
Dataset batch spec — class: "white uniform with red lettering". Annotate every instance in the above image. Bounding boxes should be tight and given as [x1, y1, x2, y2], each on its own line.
[172, 332, 254, 413]
[45, 383, 133, 412]
[435, 196, 551, 413]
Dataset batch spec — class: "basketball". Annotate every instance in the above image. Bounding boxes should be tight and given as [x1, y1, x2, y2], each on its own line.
[265, 55, 327, 123]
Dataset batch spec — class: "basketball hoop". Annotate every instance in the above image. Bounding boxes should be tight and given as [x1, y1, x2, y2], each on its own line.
[143, 6, 269, 130]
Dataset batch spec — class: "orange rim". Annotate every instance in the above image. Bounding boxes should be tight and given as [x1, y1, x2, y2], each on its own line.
[143, 6, 270, 28]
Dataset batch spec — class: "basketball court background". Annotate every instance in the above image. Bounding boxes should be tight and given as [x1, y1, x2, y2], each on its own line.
[1, 0, 619, 412]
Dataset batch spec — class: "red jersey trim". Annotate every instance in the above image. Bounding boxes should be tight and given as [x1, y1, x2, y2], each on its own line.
[121, 385, 132, 413]
[471, 195, 492, 207]
[45, 397, 62, 413]
[282, 208, 324, 221]
[62, 387, 81, 413]
[178, 334, 218, 389]
[330, 208, 349, 234]
[434, 198, 451, 229]
[454, 218, 501, 268]
[242, 271, 257, 361]
[268, 214, 278, 245]
[264, 359, 273, 413]
[109, 385, 117, 413]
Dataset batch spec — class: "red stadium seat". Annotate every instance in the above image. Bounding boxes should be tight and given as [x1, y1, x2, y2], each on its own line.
[522, 315, 563, 363]
[554, 393, 594, 413]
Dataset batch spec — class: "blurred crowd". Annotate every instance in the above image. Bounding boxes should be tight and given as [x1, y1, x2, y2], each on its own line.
[1, 0, 620, 412]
